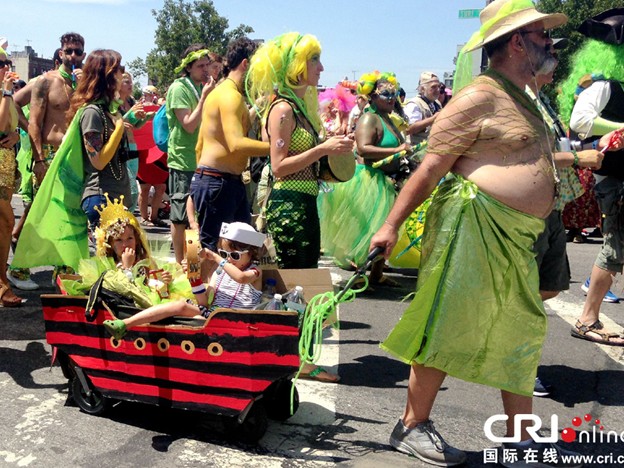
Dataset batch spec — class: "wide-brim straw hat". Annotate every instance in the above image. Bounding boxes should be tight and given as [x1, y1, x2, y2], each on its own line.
[464, 0, 568, 52]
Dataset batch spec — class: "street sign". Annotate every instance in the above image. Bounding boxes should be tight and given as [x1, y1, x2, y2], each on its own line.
[459, 9, 481, 19]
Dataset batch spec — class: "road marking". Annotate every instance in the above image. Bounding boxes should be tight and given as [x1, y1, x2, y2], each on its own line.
[545, 295, 624, 364]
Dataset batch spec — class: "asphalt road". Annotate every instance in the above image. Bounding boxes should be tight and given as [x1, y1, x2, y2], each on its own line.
[1, 196, 623, 467]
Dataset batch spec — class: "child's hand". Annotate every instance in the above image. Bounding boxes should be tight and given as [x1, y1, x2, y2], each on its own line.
[161, 270, 173, 284]
[121, 248, 135, 269]
[181, 258, 188, 273]
[199, 248, 220, 264]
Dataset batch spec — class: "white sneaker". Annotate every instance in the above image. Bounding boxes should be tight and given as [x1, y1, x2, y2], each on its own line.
[7, 269, 39, 291]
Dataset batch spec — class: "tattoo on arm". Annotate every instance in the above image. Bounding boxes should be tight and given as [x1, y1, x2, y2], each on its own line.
[29, 78, 51, 157]
[83, 132, 103, 159]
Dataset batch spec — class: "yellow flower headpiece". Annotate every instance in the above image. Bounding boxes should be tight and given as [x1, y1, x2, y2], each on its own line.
[93, 194, 150, 258]
[357, 71, 399, 96]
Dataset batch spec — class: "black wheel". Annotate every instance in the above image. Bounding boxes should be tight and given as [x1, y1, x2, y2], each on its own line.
[70, 376, 109, 415]
[264, 379, 299, 421]
[224, 402, 268, 444]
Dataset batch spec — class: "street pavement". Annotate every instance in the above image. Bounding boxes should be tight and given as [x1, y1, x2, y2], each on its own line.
[1, 195, 623, 467]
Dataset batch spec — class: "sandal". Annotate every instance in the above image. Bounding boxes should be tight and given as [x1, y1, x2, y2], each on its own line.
[0, 282, 23, 307]
[300, 365, 340, 383]
[370, 275, 401, 288]
[140, 219, 155, 227]
[570, 320, 624, 347]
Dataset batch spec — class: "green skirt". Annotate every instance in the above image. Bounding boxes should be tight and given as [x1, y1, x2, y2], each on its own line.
[381, 174, 546, 396]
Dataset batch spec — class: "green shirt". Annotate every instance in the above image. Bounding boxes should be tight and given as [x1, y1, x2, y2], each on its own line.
[166, 77, 201, 171]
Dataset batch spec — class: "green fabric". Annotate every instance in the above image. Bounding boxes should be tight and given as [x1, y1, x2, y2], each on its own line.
[381, 175, 546, 396]
[12, 108, 89, 270]
[166, 78, 201, 171]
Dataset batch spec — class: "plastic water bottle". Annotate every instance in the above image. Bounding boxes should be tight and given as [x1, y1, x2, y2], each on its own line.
[265, 293, 286, 311]
[262, 278, 277, 300]
[284, 286, 306, 325]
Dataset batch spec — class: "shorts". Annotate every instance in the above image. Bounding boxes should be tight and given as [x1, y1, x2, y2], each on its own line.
[81, 194, 107, 227]
[168, 168, 194, 225]
[594, 176, 624, 272]
[534, 210, 570, 292]
[32, 145, 57, 196]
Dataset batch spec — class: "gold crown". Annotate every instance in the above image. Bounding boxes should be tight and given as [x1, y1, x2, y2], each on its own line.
[93, 193, 150, 258]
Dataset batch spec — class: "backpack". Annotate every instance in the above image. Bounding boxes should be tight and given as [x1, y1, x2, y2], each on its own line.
[152, 104, 169, 152]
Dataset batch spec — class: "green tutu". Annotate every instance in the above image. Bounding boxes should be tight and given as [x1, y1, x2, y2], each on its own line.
[318, 164, 395, 268]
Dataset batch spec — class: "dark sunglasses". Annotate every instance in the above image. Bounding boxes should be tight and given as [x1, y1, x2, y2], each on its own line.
[0, 60, 12, 67]
[520, 29, 551, 39]
[377, 90, 398, 101]
[63, 48, 84, 56]
[218, 249, 248, 261]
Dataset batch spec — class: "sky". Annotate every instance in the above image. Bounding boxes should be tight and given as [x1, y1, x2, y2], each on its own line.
[3, 0, 488, 98]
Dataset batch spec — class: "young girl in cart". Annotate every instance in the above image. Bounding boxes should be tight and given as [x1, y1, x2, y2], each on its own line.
[103, 222, 265, 340]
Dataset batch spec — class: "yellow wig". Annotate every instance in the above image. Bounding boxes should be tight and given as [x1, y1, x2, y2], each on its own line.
[246, 32, 322, 132]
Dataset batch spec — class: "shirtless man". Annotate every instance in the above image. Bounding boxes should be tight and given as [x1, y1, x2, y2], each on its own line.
[8, 34, 84, 290]
[370, 1, 584, 466]
[191, 37, 269, 251]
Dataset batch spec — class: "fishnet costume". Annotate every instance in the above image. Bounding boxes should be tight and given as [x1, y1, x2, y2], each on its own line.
[428, 74, 557, 187]
[266, 98, 321, 268]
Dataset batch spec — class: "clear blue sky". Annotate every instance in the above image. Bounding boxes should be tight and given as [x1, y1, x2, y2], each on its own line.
[3, 0, 488, 97]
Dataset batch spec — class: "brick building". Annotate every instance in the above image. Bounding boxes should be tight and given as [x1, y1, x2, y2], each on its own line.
[10, 46, 55, 81]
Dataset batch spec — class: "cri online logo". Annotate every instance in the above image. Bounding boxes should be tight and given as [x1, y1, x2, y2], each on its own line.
[484, 413, 620, 444]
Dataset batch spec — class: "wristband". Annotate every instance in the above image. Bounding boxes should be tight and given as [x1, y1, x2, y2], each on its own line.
[384, 220, 397, 229]
[215, 259, 227, 275]
[189, 277, 203, 288]
[571, 149, 579, 167]
[191, 283, 206, 295]
[33, 160, 46, 164]
[592, 140, 599, 150]
[121, 268, 133, 281]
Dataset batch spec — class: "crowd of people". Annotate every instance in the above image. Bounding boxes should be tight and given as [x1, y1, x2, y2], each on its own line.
[2, 0, 624, 465]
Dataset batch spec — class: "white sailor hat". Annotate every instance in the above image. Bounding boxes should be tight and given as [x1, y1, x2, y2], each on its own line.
[219, 222, 266, 247]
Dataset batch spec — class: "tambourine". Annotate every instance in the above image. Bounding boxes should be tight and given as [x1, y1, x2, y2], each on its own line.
[318, 153, 356, 183]
[184, 230, 201, 281]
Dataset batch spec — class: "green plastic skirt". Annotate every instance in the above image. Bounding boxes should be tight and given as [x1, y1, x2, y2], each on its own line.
[381, 174, 546, 396]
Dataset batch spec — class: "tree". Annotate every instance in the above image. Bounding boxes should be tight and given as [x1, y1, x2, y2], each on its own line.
[536, 0, 622, 106]
[140, 0, 253, 91]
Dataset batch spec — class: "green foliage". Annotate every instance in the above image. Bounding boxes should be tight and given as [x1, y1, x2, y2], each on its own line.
[141, 0, 253, 92]
[536, 0, 622, 107]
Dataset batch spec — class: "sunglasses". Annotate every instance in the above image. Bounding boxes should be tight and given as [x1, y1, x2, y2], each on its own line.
[377, 90, 398, 101]
[0, 60, 12, 68]
[520, 29, 551, 39]
[218, 249, 249, 261]
[63, 48, 84, 56]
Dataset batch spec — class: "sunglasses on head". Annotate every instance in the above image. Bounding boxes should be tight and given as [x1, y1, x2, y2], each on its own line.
[218, 248, 249, 261]
[0, 60, 12, 68]
[63, 48, 84, 56]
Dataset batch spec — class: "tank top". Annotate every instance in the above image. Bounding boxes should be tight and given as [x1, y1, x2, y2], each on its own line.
[212, 265, 262, 309]
[363, 107, 403, 174]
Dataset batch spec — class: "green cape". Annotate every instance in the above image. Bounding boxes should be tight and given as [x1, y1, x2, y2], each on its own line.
[12, 108, 88, 270]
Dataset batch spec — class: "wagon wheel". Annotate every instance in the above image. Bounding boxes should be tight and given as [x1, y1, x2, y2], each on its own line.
[223, 402, 268, 444]
[263, 379, 299, 421]
[70, 375, 109, 415]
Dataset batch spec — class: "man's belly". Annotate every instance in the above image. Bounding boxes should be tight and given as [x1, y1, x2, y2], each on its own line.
[197, 144, 247, 175]
[458, 163, 556, 218]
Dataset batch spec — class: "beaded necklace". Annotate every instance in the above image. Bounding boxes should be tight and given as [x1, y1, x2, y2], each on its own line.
[95, 103, 125, 181]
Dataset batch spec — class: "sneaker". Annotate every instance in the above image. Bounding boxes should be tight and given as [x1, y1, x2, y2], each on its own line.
[103, 319, 127, 341]
[581, 278, 619, 303]
[7, 268, 39, 291]
[533, 377, 552, 398]
[389, 419, 466, 466]
[499, 440, 582, 467]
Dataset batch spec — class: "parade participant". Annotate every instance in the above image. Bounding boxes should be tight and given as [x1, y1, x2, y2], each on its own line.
[370, 1, 582, 465]
[8, 33, 85, 291]
[12, 49, 128, 273]
[191, 37, 268, 251]
[246, 32, 353, 269]
[403, 72, 442, 146]
[102, 222, 265, 340]
[166, 45, 218, 263]
[558, 9, 624, 345]
[318, 71, 410, 285]
[0, 48, 22, 307]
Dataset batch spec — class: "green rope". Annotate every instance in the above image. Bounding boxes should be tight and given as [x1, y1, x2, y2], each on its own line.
[288, 276, 368, 413]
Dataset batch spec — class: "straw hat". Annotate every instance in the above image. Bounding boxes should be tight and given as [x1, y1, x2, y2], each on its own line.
[419, 72, 439, 86]
[465, 0, 567, 52]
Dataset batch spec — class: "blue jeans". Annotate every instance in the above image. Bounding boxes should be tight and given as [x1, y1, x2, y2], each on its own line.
[82, 194, 107, 227]
[189, 167, 250, 251]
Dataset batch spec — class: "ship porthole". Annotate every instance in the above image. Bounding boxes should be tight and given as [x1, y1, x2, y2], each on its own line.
[134, 337, 146, 351]
[207, 342, 223, 356]
[157, 338, 170, 352]
[181, 340, 195, 354]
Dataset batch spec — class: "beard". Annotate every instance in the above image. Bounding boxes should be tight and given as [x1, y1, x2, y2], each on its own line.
[524, 37, 558, 76]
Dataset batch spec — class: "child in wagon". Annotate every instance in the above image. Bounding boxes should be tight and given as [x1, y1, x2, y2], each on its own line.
[103, 222, 265, 339]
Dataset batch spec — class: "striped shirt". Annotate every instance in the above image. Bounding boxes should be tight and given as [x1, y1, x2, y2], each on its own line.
[211, 266, 262, 310]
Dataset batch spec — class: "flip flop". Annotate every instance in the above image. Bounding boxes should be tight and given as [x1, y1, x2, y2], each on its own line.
[300, 366, 341, 383]
[0, 282, 23, 308]
[370, 275, 402, 288]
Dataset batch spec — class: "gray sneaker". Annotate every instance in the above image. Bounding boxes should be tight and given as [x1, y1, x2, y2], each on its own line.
[499, 440, 582, 467]
[389, 419, 467, 466]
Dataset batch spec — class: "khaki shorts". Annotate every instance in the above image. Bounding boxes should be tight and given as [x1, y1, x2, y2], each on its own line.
[168, 168, 193, 224]
[594, 176, 624, 273]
